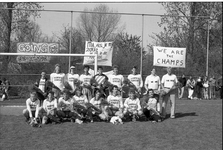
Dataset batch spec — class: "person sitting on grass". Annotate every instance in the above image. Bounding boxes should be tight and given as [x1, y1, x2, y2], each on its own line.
[42, 90, 60, 124]
[57, 89, 83, 124]
[72, 88, 95, 123]
[23, 91, 42, 124]
[142, 89, 162, 123]
[89, 88, 110, 121]
[106, 85, 124, 119]
[123, 89, 143, 122]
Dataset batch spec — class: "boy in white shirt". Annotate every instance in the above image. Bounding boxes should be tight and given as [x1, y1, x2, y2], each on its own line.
[123, 90, 142, 122]
[50, 64, 65, 92]
[127, 66, 143, 94]
[57, 89, 83, 124]
[108, 65, 124, 89]
[66, 66, 79, 93]
[161, 67, 178, 119]
[79, 65, 93, 101]
[23, 91, 42, 123]
[106, 85, 124, 118]
[42, 91, 60, 124]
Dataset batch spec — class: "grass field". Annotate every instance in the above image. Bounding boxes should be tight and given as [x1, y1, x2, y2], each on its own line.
[0, 99, 222, 150]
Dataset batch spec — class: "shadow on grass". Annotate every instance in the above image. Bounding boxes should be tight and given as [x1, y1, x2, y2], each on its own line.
[166, 112, 198, 119]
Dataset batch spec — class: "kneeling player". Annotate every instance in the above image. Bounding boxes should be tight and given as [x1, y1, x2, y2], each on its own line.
[106, 85, 124, 118]
[42, 91, 60, 124]
[57, 89, 83, 124]
[90, 88, 110, 121]
[73, 88, 95, 122]
[123, 90, 143, 122]
[142, 89, 162, 122]
[23, 91, 42, 124]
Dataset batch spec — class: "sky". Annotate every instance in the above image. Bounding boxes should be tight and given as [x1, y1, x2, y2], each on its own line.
[34, 2, 166, 47]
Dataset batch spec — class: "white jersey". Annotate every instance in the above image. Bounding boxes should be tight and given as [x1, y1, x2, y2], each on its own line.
[107, 95, 123, 109]
[124, 98, 141, 112]
[38, 78, 46, 92]
[73, 95, 88, 106]
[67, 73, 79, 91]
[161, 74, 178, 88]
[50, 73, 65, 91]
[57, 97, 74, 111]
[43, 99, 57, 112]
[127, 74, 143, 89]
[145, 75, 160, 90]
[79, 74, 93, 86]
[108, 74, 124, 88]
[26, 98, 40, 111]
[90, 97, 102, 109]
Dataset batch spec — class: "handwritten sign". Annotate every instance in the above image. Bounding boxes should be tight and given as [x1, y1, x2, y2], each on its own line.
[83, 41, 113, 66]
[16, 42, 59, 63]
[153, 46, 186, 68]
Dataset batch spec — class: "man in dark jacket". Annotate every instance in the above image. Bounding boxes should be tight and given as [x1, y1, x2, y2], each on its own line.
[178, 74, 187, 99]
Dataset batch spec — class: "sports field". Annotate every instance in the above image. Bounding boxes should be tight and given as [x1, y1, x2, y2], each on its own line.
[0, 99, 222, 150]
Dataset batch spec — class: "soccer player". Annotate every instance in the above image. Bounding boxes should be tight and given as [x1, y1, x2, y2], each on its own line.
[186, 76, 196, 100]
[23, 91, 42, 123]
[42, 91, 60, 124]
[106, 85, 124, 118]
[50, 64, 65, 92]
[90, 88, 109, 121]
[79, 65, 93, 101]
[57, 89, 83, 124]
[161, 67, 178, 119]
[108, 65, 124, 89]
[66, 66, 79, 93]
[123, 90, 142, 122]
[91, 66, 109, 97]
[73, 88, 94, 122]
[127, 66, 143, 94]
[142, 89, 162, 122]
[144, 68, 161, 111]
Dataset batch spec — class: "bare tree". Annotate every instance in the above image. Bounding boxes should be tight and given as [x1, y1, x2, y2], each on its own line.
[77, 4, 121, 42]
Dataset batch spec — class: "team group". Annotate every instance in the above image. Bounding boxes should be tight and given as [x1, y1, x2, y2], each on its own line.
[23, 64, 179, 125]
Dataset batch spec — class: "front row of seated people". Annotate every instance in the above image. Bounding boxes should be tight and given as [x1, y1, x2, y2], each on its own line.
[23, 86, 162, 125]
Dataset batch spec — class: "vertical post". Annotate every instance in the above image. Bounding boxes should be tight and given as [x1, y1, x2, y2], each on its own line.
[206, 20, 210, 77]
[68, 11, 73, 72]
[94, 54, 98, 75]
[140, 14, 144, 76]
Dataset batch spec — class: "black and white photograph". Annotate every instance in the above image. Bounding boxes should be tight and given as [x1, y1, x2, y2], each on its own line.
[0, 0, 222, 150]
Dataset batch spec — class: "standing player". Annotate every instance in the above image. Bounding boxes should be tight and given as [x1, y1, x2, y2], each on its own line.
[161, 67, 178, 119]
[127, 66, 143, 95]
[50, 64, 65, 92]
[144, 68, 161, 112]
[67, 66, 79, 93]
[108, 65, 124, 90]
[79, 65, 93, 101]
[23, 91, 42, 123]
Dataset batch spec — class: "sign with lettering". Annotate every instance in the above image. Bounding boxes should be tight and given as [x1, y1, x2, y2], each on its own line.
[16, 42, 59, 63]
[153, 46, 186, 68]
[83, 41, 113, 66]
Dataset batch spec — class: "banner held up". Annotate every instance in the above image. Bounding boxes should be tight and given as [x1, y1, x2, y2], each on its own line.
[153, 46, 186, 68]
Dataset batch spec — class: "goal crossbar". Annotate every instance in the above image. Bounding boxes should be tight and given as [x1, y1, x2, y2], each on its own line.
[0, 53, 98, 75]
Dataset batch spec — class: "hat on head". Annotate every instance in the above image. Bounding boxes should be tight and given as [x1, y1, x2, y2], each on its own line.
[70, 66, 75, 69]
[55, 64, 60, 68]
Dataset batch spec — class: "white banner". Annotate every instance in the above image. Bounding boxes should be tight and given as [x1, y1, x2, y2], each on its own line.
[83, 41, 113, 66]
[16, 42, 59, 63]
[153, 46, 186, 68]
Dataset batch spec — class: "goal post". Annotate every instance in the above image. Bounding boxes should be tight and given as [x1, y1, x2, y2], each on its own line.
[0, 53, 98, 75]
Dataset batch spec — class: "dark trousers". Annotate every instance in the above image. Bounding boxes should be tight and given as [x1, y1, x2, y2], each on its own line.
[57, 110, 81, 120]
[143, 108, 161, 122]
